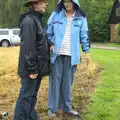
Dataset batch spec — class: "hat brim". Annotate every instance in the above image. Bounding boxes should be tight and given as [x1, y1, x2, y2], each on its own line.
[23, 0, 46, 7]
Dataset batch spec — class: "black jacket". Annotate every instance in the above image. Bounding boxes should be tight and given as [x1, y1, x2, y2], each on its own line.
[18, 9, 51, 78]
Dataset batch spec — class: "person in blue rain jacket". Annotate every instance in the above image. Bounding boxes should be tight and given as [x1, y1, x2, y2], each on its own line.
[46, 0, 90, 117]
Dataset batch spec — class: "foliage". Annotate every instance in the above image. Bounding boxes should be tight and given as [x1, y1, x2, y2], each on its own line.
[0, 0, 115, 42]
[80, 0, 114, 42]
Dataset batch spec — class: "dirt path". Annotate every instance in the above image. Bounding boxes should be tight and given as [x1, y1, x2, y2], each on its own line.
[91, 45, 120, 50]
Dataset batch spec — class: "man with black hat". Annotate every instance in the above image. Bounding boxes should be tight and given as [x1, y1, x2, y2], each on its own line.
[13, 0, 50, 120]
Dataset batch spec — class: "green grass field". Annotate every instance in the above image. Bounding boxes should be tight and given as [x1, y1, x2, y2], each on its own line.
[84, 49, 120, 120]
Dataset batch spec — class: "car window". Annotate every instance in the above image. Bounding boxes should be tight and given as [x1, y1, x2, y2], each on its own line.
[0, 30, 9, 35]
[13, 30, 20, 35]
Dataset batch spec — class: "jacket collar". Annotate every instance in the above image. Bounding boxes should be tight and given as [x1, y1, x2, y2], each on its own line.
[28, 8, 43, 21]
[62, 9, 82, 19]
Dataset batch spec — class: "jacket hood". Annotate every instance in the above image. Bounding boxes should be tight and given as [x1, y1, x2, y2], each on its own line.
[56, 0, 86, 17]
[19, 9, 43, 26]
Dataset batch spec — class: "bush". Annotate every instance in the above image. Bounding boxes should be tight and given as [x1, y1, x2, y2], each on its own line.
[89, 21, 110, 43]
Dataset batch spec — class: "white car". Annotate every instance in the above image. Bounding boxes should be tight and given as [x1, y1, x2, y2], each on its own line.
[0, 28, 21, 47]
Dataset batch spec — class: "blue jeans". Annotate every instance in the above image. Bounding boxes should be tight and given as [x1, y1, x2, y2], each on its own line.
[48, 55, 76, 113]
[13, 76, 42, 120]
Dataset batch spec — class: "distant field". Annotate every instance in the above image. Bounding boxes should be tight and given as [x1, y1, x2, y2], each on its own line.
[0, 47, 99, 120]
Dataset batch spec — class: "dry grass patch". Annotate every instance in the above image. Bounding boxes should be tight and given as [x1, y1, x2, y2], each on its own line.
[0, 47, 102, 120]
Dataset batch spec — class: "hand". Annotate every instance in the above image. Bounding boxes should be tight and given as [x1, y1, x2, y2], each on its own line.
[50, 45, 54, 53]
[85, 53, 90, 66]
[29, 74, 38, 79]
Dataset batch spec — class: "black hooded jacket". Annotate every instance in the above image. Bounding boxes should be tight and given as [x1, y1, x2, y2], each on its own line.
[18, 9, 51, 78]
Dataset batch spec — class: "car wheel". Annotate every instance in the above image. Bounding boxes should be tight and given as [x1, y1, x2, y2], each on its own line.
[1, 40, 10, 47]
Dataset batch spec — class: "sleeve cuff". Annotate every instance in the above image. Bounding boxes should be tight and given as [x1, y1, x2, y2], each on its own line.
[29, 69, 38, 75]
[48, 40, 54, 46]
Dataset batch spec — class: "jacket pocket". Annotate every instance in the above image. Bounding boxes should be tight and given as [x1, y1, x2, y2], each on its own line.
[52, 21, 63, 25]
[37, 56, 50, 76]
[74, 24, 81, 27]
[53, 21, 63, 30]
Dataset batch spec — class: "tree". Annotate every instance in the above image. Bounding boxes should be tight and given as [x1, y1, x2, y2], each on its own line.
[0, 0, 114, 42]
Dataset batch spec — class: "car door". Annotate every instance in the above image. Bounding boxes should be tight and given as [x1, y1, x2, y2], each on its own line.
[0, 29, 10, 42]
[10, 29, 20, 45]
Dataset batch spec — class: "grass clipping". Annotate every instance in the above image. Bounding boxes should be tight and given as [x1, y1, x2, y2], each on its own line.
[0, 47, 102, 120]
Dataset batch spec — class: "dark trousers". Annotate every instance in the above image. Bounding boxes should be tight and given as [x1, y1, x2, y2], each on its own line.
[13, 76, 42, 120]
